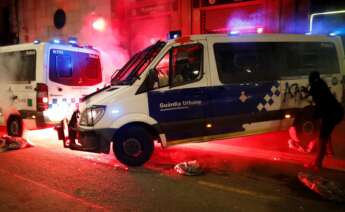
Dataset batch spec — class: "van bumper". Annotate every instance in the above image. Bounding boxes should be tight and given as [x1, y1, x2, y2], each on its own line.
[56, 118, 115, 154]
[20, 110, 55, 129]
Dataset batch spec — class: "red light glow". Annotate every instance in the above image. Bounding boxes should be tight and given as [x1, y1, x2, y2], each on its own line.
[92, 18, 106, 32]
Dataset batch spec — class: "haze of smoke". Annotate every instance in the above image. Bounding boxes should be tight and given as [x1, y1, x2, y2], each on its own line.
[78, 13, 129, 83]
[77, 0, 172, 83]
[227, 10, 265, 31]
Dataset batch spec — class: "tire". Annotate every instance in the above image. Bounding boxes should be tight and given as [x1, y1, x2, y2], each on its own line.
[293, 106, 320, 148]
[113, 126, 154, 166]
[7, 116, 23, 137]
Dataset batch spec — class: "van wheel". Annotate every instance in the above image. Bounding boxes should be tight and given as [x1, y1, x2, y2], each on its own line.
[113, 126, 154, 166]
[7, 116, 23, 137]
[293, 106, 320, 147]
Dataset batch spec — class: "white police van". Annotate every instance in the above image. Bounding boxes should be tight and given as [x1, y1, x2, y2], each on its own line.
[0, 39, 103, 137]
[57, 34, 345, 166]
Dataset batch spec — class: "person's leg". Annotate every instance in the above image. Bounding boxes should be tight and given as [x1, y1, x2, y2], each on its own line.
[314, 137, 329, 167]
[326, 111, 343, 156]
[314, 119, 336, 168]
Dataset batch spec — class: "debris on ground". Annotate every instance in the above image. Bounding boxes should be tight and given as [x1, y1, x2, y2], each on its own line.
[0, 135, 33, 152]
[298, 171, 345, 202]
[288, 139, 306, 153]
[174, 160, 204, 176]
[288, 126, 306, 153]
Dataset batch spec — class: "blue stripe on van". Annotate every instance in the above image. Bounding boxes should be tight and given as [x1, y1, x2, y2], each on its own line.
[148, 81, 281, 140]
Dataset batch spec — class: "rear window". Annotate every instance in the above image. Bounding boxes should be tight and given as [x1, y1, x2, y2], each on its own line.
[214, 42, 340, 84]
[0, 50, 36, 81]
[49, 49, 102, 86]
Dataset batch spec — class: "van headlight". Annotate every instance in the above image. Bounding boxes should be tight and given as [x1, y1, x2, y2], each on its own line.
[80, 105, 106, 126]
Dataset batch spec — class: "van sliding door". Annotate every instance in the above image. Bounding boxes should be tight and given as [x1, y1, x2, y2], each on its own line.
[207, 42, 283, 136]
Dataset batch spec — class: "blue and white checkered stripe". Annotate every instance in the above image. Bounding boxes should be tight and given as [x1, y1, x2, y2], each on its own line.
[49, 97, 81, 109]
[256, 82, 281, 112]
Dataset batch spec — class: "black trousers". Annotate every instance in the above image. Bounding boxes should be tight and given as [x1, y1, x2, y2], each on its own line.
[315, 109, 344, 167]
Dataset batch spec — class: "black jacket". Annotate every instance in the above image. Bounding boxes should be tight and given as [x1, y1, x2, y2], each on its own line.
[309, 78, 344, 121]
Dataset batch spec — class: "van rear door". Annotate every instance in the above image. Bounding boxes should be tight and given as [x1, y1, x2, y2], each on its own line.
[0, 49, 37, 113]
[208, 41, 283, 136]
[46, 48, 102, 122]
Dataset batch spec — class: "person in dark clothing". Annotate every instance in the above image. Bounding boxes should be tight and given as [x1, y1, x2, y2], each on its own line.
[307, 71, 344, 170]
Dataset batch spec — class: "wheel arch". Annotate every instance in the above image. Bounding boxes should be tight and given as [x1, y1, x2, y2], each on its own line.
[113, 121, 160, 142]
[292, 104, 319, 145]
[109, 113, 161, 141]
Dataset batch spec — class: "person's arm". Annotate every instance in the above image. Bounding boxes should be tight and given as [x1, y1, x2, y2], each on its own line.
[309, 84, 321, 119]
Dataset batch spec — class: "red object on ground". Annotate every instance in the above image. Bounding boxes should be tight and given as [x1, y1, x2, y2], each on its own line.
[298, 171, 345, 202]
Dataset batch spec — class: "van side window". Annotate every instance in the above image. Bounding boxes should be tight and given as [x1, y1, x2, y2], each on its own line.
[171, 44, 203, 86]
[0, 50, 36, 81]
[214, 42, 340, 83]
[214, 43, 278, 84]
[283, 42, 339, 76]
[154, 53, 170, 88]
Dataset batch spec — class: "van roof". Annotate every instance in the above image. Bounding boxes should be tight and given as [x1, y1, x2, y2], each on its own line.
[178, 33, 341, 43]
[0, 42, 100, 54]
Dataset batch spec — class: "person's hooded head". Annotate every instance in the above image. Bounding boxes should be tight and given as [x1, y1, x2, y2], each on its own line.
[309, 71, 320, 84]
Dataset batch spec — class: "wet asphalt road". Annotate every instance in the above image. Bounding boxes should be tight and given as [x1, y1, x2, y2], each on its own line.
[1, 122, 345, 211]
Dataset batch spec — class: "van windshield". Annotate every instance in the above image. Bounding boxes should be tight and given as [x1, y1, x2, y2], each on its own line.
[111, 41, 166, 85]
[49, 49, 102, 86]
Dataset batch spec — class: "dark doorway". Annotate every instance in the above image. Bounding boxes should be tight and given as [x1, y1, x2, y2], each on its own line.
[0, 4, 17, 46]
[0, 7, 12, 45]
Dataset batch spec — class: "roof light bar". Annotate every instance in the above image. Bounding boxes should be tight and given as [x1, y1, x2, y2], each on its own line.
[68, 37, 78, 46]
[229, 30, 240, 36]
[52, 39, 61, 44]
[168, 30, 181, 40]
[228, 26, 264, 36]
